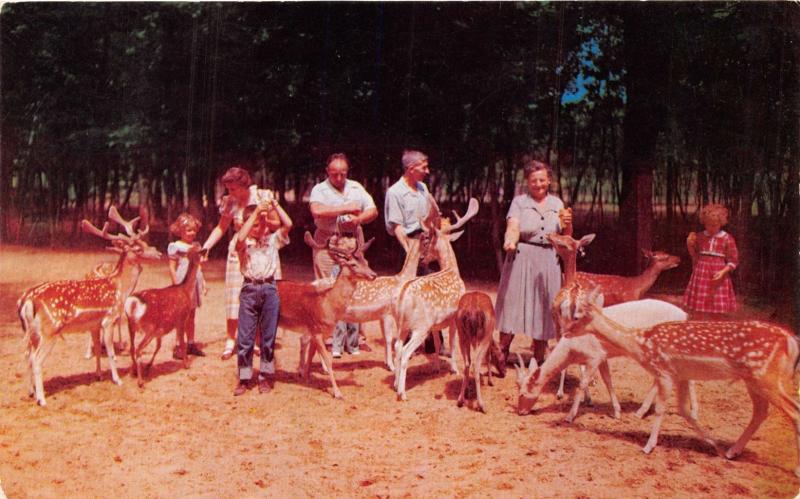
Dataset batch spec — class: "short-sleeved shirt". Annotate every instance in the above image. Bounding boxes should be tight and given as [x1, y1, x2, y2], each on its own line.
[238, 231, 289, 281]
[507, 193, 564, 245]
[384, 177, 430, 235]
[167, 240, 206, 286]
[219, 185, 275, 232]
[309, 178, 376, 234]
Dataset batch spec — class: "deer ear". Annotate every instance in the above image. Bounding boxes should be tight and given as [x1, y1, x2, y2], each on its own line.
[580, 234, 596, 247]
[448, 230, 465, 242]
[642, 249, 653, 259]
[527, 357, 538, 372]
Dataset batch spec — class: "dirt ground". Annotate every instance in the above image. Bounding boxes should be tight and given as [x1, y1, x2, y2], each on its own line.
[1, 245, 798, 498]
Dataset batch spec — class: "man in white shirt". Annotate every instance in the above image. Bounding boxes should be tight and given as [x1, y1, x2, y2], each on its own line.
[309, 153, 378, 357]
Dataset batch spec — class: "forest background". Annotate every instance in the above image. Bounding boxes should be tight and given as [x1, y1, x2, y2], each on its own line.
[1, 2, 797, 327]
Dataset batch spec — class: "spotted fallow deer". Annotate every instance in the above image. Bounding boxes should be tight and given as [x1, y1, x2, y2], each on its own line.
[567, 287, 800, 478]
[392, 197, 479, 401]
[279, 228, 377, 398]
[548, 233, 682, 405]
[297, 235, 431, 374]
[124, 244, 206, 388]
[16, 207, 161, 406]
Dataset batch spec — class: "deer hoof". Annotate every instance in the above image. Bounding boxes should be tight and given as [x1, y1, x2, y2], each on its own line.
[333, 391, 343, 399]
[565, 414, 575, 424]
[37, 398, 47, 407]
[642, 444, 654, 454]
[457, 398, 464, 408]
[725, 448, 740, 460]
[113, 378, 123, 386]
[556, 392, 564, 400]
[478, 405, 486, 414]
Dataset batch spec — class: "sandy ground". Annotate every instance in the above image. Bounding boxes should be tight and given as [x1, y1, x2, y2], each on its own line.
[1, 245, 798, 498]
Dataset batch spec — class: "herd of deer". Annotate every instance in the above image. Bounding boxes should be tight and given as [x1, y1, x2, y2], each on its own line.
[15, 201, 800, 478]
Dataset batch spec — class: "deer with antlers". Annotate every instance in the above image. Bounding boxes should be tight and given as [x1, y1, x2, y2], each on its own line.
[281, 227, 377, 398]
[16, 206, 161, 406]
[124, 244, 206, 388]
[565, 287, 800, 477]
[391, 197, 479, 401]
[298, 235, 431, 373]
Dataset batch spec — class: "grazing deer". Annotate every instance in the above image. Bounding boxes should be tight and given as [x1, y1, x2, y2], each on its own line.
[16, 207, 161, 406]
[392, 197, 479, 401]
[280, 228, 377, 398]
[124, 244, 205, 388]
[454, 291, 506, 413]
[548, 233, 680, 402]
[567, 287, 800, 478]
[517, 296, 694, 421]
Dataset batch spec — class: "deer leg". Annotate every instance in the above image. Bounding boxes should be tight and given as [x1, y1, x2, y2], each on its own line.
[302, 338, 316, 381]
[298, 334, 310, 375]
[397, 330, 427, 401]
[447, 324, 458, 374]
[474, 341, 490, 413]
[380, 315, 396, 372]
[597, 360, 621, 419]
[676, 380, 722, 456]
[312, 334, 342, 399]
[392, 338, 405, 390]
[643, 378, 671, 454]
[567, 359, 602, 423]
[178, 319, 189, 369]
[101, 321, 122, 386]
[636, 383, 658, 419]
[688, 381, 699, 420]
[725, 385, 769, 460]
[31, 345, 46, 406]
[764, 374, 800, 477]
[580, 365, 594, 406]
[456, 335, 471, 408]
[557, 368, 567, 400]
[147, 337, 162, 373]
[135, 335, 155, 387]
[92, 328, 103, 380]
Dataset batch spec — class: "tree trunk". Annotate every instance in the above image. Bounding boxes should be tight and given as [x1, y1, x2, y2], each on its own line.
[618, 5, 671, 273]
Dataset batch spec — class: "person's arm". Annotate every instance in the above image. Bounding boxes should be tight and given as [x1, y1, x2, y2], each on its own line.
[686, 231, 698, 265]
[202, 214, 233, 252]
[236, 204, 265, 249]
[309, 201, 361, 220]
[503, 217, 520, 253]
[341, 206, 378, 232]
[393, 224, 410, 253]
[712, 234, 739, 281]
[272, 199, 293, 238]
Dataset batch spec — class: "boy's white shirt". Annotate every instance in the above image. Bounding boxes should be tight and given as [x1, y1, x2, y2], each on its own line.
[239, 231, 289, 281]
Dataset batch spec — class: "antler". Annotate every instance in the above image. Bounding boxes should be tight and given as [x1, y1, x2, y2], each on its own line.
[80, 219, 130, 243]
[108, 206, 142, 238]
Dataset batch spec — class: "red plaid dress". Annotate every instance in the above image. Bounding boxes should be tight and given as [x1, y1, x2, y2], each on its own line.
[683, 230, 739, 313]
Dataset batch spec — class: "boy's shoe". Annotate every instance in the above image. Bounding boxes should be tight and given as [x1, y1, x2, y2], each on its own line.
[187, 343, 205, 357]
[332, 351, 342, 359]
[233, 381, 249, 396]
[348, 349, 360, 356]
[258, 379, 272, 394]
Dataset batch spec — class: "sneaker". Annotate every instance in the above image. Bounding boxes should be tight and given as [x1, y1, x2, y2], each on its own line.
[348, 349, 360, 356]
[186, 343, 206, 357]
[233, 381, 249, 396]
[332, 351, 342, 359]
[221, 339, 235, 360]
[258, 379, 272, 394]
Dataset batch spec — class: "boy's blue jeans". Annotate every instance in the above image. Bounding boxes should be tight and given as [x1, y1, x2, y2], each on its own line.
[237, 281, 280, 381]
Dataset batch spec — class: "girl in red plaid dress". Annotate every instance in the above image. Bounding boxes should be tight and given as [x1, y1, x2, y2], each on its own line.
[683, 204, 739, 317]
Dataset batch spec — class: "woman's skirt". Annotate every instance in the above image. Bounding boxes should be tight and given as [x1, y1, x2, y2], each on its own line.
[224, 237, 244, 320]
[495, 243, 562, 341]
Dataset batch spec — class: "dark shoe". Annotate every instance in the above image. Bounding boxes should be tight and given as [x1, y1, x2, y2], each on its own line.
[258, 379, 272, 394]
[186, 343, 206, 357]
[233, 381, 249, 396]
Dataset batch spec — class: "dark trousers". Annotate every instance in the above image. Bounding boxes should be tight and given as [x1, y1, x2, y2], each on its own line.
[237, 282, 280, 381]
